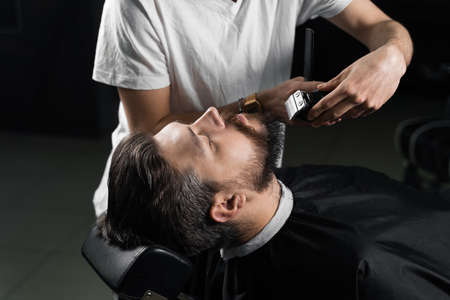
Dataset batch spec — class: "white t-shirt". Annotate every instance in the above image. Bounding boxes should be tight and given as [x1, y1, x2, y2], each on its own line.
[92, 0, 352, 216]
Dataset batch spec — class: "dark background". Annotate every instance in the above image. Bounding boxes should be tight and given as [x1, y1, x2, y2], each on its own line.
[0, 0, 115, 137]
[0, 1, 449, 299]
[0, 0, 449, 137]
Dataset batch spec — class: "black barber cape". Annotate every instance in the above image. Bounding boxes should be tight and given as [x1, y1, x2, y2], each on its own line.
[189, 165, 450, 300]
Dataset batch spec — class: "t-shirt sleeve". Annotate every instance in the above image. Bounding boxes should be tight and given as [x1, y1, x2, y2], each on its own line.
[297, 0, 352, 25]
[93, 0, 170, 90]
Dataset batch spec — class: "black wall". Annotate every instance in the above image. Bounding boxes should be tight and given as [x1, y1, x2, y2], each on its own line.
[1, 0, 449, 137]
[0, 0, 118, 137]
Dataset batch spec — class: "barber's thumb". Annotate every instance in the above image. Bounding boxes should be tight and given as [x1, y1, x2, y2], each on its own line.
[300, 80, 324, 92]
[292, 76, 305, 81]
[317, 78, 339, 91]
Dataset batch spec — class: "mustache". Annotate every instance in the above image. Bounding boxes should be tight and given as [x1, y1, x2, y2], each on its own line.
[226, 113, 285, 170]
[225, 113, 269, 144]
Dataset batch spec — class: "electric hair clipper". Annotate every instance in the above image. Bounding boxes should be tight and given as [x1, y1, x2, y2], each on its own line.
[285, 28, 326, 121]
[285, 89, 326, 120]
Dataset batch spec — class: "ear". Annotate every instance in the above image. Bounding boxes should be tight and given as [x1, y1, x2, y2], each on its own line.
[210, 191, 246, 223]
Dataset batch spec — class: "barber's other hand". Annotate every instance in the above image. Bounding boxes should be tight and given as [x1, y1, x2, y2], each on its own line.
[307, 45, 406, 127]
[257, 77, 322, 123]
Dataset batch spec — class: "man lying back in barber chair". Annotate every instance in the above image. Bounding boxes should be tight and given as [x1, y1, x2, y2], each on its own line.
[98, 107, 450, 300]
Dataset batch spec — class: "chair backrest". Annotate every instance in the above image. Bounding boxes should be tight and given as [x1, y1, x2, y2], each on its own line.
[81, 226, 193, 300]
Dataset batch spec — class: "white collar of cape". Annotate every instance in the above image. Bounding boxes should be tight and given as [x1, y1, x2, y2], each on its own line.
[220, 180, 294, 261]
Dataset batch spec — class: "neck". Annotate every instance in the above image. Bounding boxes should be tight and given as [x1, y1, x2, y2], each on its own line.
[238, 175, 281, 243]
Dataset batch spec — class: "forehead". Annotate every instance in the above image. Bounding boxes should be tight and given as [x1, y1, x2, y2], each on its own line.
[154, 122, 195, 167]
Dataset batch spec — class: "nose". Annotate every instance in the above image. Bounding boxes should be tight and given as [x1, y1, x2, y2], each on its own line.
[192, 107, 225, 133]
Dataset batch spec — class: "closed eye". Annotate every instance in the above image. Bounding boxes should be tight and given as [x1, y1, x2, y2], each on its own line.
[179, 120, 215, 153]
[205, 135, 215, 152]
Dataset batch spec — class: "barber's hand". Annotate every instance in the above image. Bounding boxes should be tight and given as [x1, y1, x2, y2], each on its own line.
[257, 77, 322, 124]
[307, 45, 407, 127]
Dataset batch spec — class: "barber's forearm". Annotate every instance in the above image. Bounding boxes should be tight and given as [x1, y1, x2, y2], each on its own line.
[152, 100, 240, 134]
[152, 112, 202, 134]
[361, 20, 413, 69]
[120, 85, 242, 134]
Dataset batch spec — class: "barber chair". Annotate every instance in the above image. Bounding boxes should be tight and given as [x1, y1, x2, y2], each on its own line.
[81, 226, 194, 300]
[395, 99, 450, 189]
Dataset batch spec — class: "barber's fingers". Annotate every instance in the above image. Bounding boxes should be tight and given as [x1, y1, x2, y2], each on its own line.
[289, 80, 324, 95]
[326, 118, 342, 126]
[351, 106, 369, 119]
[341, 104, 367, 120]
[287, 117, 340, 127]
[291, 76, 305, 82]
[287, 118, 309, 126]
[306, 86, 347, 121]
[361, 108, 376, 118]
[265, 108, 288, 123]
[311, 99, 356, 127]
[316, 72, 344, 92]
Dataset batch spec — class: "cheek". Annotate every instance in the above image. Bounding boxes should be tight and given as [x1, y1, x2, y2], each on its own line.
[222, 135, 255, 168]
[205, 131, 258, 182]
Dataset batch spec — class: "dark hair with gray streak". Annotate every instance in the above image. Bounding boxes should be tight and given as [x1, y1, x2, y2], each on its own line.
[97, 132, 241, 256]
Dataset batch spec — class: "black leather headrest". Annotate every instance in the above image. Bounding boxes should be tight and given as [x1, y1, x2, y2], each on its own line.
[81, 226, 192, 299]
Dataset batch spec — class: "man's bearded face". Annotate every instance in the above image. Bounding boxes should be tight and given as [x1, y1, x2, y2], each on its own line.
[154, 107, 284, 192]
[225, 114, 284, 191]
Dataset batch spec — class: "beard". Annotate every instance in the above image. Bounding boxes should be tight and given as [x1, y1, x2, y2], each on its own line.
[225, 114, 285, 192]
